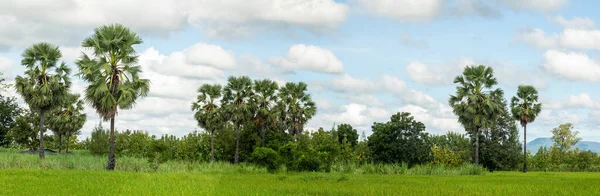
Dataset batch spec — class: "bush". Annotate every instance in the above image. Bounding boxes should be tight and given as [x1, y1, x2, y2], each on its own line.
[250, 147, 280, 173]
[431, 145, 465, 167]
[87, 124, 109, 156]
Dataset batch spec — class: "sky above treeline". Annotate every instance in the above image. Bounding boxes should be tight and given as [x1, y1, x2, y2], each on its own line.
[1, 0, 599, 142]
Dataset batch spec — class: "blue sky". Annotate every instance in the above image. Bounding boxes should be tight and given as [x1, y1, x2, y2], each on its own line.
[1, 0, 599, 142]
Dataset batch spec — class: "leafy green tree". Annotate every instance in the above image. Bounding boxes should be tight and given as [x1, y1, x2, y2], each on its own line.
[278, 82, 316, 141]
[14, 43, 72, 158]
[8, 110, 39, 150]
[47, 93, 86, 153]
[222, 76, 253, 164]
[87, 122, 109, 156]
[0, 79, 23, 146]
[551, 123, 581, 153]
[76, 24, 150, 170]
[192, 84, 224, 162]
[430, 132, 471, 164]
[449, 65, 503, 165]
[336, 123, 358, 147]
[510, 85, 542, 172]
[479, 97, 522, 171]
[367, 112, 432, 166]
[251, 79, 279, 147]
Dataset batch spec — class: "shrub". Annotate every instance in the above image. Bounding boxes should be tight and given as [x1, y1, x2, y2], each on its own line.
[250, 147, 280, 173]
[431, 145, 465, 167]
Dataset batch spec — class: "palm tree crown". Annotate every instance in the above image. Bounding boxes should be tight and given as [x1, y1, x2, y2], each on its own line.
[77, 23, 150, 120]
[511, 85, 542, 127]
[449, 65, 503, 165]
[191, 84, 223, 161]
[278, 82, 317, 140]
[15, 43, 71, 111]
[251, 79, 279, 146]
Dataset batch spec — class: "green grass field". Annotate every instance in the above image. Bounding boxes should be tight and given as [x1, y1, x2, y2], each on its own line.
[2, 169, 600, 195]
[1, 149, 599, 195]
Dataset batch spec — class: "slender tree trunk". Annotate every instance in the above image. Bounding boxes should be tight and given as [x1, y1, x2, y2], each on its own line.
[107, 118, 116, 170]
[66, 132, 70, 154]
[475, 129, 479, 166]
[59, 133, 63, 154]
[261, 126, 266, 147]
[39, 110, 45, 159]
[234, 123, 240, 164]
[523, 124, 527, 173]
[210, 130, 215, 162]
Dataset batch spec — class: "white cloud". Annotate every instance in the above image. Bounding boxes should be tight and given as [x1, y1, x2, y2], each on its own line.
[0, 0, 349, 49]
[516, 28, 560, 49]
[186, 0, 349, 38]
[493, 64, 548, 89]
[140, 47, 226, 80]
[448, 0, 502, 18]
[184, 43, 237, 69]
[549, 16, 595, 29]
[543, 50, 600, 82]
[537, 109, 581, 126]
[0, 57, 12, 71]
[398, 104, 461, 133]
[559, 29, 600, 50]
[517, 27, 600, 51]
[338, 94, 385, 107]
[498, 0, 569, 12]
[271, 44, 344, 74]
[330, 74, 380, 93]
[565, 93, 600, 109]
[356, 0, 443, 22]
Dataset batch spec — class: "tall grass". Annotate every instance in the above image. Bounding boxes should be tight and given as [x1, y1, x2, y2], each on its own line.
[0, 149, 485, 175]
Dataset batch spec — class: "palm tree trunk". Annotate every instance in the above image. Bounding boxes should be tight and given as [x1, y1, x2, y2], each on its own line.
[107, 117, 116, 170]
[210, 130, 215, 162]
[234, 123, 240, 164]
[523, 124, 527, 173]
[475, 130, 479, 166]
[261, 126, 266, 147]
[66, 132, 70, 154]
[59, 133, 63, 154]
[39, 110, 45, 159]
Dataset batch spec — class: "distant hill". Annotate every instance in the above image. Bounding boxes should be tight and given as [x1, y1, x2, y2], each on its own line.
[527, 138, 600, 153]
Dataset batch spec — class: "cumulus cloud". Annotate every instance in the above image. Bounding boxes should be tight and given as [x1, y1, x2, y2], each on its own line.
[543, 50, 600, 82]
[329, 74, 381, 93]
[270, 44, 344, 74]
[447, 0, 502, 18]
[356, 0, 443, 22]
[0, 0, 349, 49]
[543, 93, 600, 110]
[497, 0, 569, 12]
[516, 28, 560, 49]
[186, 0, 349, 39]
[517, 26, 600, 51]
[549, 15, 595, 29]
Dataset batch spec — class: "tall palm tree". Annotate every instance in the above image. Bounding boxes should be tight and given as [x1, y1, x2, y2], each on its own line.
[449, 65, 503, 166]
[47, 93, 87, 154]
[251, 79, 279, 147]
[14, 43, 71, 159]
[510, 85, 542, 173]
[222, 76, 253, 164]
[278, 82, 317, 141]
[76, 24, 150, 170]
[191, 84, 223, 162]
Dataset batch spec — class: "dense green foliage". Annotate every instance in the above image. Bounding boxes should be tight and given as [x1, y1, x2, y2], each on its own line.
[368, 112, 432, 166]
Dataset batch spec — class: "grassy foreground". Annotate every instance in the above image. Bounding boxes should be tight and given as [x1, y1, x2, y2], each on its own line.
[1, 169, 600, 195]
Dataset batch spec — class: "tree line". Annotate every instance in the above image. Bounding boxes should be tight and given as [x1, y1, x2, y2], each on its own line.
[1, 23, 600, 172]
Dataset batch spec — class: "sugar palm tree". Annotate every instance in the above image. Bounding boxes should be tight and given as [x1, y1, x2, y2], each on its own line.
[251, 79, 279, 147]
[449, 65, 503, 165]
[511, 85, 542, 173]
[76, 24, 150, 170]
[47, 93, 86, 154]
[191, 84, 223, 162]
[222, 76, 253, 164]
[278, 82, 316, 141]
[14, 42, 71, 159]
